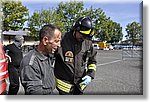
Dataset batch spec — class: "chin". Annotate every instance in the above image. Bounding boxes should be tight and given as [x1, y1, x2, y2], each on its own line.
[51, 49, 56, 54]
[51, 51, 55, 54]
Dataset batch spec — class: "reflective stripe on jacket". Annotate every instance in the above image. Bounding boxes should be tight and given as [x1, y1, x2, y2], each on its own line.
[0, 42, 8, 94]
[56, 78, 87, 93]
[54, 31, 97, 92]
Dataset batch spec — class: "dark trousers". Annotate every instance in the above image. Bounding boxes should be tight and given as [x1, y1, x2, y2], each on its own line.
[8, 66, 20, 95]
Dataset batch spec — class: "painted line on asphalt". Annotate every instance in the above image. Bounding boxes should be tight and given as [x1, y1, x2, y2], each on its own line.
[101, 56, 121, 59]
[97, 60, 122, 66]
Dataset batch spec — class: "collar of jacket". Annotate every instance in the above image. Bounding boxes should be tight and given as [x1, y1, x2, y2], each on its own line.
[34, 48, 54, 61]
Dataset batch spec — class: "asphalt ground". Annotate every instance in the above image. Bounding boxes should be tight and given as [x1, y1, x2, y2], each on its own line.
[84, 50, 143, 95]
[17, 50, 143, 95]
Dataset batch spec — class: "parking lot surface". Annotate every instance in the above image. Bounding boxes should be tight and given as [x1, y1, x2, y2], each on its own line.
[84, 50, 143, 95]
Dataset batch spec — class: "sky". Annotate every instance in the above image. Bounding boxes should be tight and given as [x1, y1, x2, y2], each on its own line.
[20, 0, 142, 41]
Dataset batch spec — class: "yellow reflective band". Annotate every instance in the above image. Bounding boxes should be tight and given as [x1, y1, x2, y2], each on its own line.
[56, 78, 73, 93]
[56, 78, 72, 89]
[79, 83, 86, 90]
[91, 30, 94, 35]
[57, 83, 70, 93]
[88, 64, 96, 71]
[57, 84, 70, 93]
[79, 29, 91, 35]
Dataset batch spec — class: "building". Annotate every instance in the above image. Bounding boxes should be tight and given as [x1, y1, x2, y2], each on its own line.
[1, 30, 38, 46]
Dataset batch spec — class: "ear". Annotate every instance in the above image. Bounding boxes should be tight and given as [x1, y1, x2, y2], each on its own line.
[42, 36, 49, 45]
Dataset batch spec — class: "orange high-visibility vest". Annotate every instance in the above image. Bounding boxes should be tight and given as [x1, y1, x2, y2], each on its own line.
[0, 42, 8, 94]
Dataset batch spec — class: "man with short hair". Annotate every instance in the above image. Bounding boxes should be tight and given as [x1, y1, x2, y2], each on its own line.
[20, 24, 62, 95]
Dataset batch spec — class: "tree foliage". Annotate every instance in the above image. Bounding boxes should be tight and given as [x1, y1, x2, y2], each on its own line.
[28, 8, 65, 38]
[27, 0, 123, 42]
[1, 0, 29, 31]
[125, 21, 142, 46]
[56, 1, 84, 32]
[109, 22, 123, 44]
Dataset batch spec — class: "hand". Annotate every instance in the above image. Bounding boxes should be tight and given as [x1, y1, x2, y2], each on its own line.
[5, 54, 11, 62]
[81, 75, 92, 85]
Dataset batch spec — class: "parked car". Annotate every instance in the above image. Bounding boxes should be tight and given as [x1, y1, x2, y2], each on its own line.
[93, 44, 99, 50]
[109, 45, 114, 50]
[113, 45, 122, 50]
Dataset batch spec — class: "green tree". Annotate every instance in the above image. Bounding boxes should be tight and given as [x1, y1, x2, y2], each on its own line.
[97, 18, 123, 43]
[27, 11, 41, 38]
[1, 0, 29, 31]
[82, 7, 123, 43]
[98, 18, 112, 42]
[0, 3, 3, 33]
[28, 8, 65, 39]
[83, 7, 107, 34]
[125, 21, 142, 47]
[27, 0, 123, 42]
[109, 22, 123, 44]
[28, 0, 84, 39]
[56, 1, 84, 32]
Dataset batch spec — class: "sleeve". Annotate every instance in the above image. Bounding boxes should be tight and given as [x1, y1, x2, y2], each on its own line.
[86, 44, 97, 79]
[20, 64, 43, 95]
[4, 45, 9, 53]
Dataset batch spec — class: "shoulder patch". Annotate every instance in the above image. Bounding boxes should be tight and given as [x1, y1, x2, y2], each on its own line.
[65, 51, 73, 63]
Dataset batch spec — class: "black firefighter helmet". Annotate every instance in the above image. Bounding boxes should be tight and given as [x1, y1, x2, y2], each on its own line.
[72, 16, 94, 38]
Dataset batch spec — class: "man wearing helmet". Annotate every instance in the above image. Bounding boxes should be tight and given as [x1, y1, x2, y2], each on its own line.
[54, 16, 97, 95]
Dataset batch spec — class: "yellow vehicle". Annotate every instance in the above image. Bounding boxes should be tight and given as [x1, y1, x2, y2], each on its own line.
[99, 42, 107, 50]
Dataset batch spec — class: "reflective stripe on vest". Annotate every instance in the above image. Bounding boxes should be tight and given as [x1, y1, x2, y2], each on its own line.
[0, 70, 8, 81]
[0, 79, 6, 94]
[56, 78, 73, 93]
[88, 64, 96, 71]
[0, 58, 7, 64]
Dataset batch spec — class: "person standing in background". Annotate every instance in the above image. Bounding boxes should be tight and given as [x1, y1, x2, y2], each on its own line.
[4, 35, 24, 95]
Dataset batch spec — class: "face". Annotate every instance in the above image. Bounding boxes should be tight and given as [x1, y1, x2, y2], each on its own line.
[19, 37, 24, 46]
[44, 29, 61, 54]
[75, 31, 87, 42]
[15, 37, 24, 47]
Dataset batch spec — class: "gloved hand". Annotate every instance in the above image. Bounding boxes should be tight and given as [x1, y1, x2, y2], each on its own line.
[81, 75, 92, 86]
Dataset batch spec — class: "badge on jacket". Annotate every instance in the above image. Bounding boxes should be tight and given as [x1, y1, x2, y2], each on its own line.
[65, 51, 73, 63]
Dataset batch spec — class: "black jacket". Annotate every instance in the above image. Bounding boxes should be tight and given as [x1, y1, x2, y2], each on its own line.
[4, 43, 23, 68]
[54, 30, 97, 85]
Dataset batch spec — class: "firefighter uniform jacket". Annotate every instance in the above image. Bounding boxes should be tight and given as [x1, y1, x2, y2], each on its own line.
[54, 30, 97, 93]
